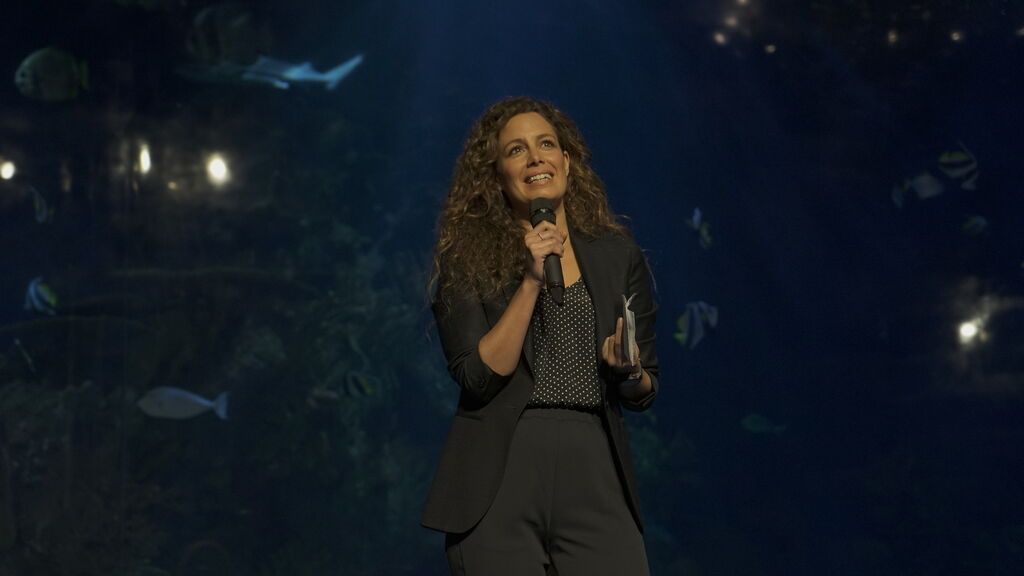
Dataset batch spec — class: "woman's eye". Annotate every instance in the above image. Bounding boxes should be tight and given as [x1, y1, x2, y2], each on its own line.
[541, 140, 555, 148]
[508, 145, 523, 155]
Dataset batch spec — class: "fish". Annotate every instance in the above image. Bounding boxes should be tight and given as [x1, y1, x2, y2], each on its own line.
[29, 186, 52, 223]
[938, 141, 978, 190]
[176, 53, 364, 91]
[741, 413, 787, 435]
[186, 2, 266, 65]
[344, 371, 377, 398]
[13, 338, 37, 375]
[24, 276, 58, 315]
[907, 171, 944, 199]
[890, 183, 905, 209]
[685, 207, 713, 249]
[306, 371, 376, 408]
[674, 301, 718, 349]
[14, 47, 89, 102]
[137, 386, 229, 420]
[961, 214, 988, 236]
[306, 385, 340, 409]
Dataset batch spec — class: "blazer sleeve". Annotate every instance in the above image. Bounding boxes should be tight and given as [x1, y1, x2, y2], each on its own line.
[432, 287, 514, 406]
[620, 241, 660, 412]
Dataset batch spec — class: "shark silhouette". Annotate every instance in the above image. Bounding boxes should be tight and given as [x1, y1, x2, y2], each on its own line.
[178, 53, 363, 90]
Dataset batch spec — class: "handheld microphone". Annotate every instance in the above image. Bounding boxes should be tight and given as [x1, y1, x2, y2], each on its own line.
[529, 198, 564, 305]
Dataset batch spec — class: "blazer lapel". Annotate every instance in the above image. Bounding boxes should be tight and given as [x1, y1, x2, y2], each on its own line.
[571, 226, 615, 358]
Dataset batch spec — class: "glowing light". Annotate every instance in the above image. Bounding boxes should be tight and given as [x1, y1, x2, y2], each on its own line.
[139, 145, 152, 175]
[887, 29, 899, 45]
[0, 161, 14, 180]
[724, 14, 739, 28]
[950, 30, 964, 42]
[959, 321, 978, 340]
[958, 318, 987, 345]
[713, 31, 728, 46]
[764, 44, 776, 54]
[206, 154, 230, 185]
[1016, 25, 1024, 37]
[737, 0, 749, 5]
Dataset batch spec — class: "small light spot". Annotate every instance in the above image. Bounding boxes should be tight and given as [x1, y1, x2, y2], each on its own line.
[737, 0, 749, 6]
[139, 145, 152, 175]
[950, 30, 964, 42]
[958, 319, 985, 345]
[724, 14, 739, 28]
[206, 154, 230, 185]
[887, 29, 899, 45]
[764, 44, 776, 54]
[1016, 25, 1024, 37]
[0, 161, 15, 180]
[713, 31, 728, 46]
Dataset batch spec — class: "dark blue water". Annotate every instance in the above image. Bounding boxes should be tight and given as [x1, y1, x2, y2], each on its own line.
[1, 1, 1022, 574]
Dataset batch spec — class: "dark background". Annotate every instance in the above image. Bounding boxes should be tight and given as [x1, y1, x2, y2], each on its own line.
[1, 1, 1022, 574]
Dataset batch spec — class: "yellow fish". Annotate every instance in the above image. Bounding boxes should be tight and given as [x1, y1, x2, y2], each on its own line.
[938, 141, 978, 191]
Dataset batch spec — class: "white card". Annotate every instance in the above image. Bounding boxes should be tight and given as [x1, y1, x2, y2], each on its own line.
[621, 293, 638, 367]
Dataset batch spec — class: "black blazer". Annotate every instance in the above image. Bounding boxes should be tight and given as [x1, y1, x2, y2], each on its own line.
[421, 226, 660, 534]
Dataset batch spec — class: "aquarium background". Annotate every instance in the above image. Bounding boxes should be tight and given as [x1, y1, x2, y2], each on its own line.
[2, 0, 1023, 574]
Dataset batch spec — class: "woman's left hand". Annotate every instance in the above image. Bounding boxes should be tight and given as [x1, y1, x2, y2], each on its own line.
[601, 316, 640, 375]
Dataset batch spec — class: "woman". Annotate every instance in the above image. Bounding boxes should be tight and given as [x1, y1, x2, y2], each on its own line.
[423, 96, 659, 576]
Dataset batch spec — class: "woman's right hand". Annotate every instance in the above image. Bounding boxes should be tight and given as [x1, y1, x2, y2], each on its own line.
[523, 221, 565, 287]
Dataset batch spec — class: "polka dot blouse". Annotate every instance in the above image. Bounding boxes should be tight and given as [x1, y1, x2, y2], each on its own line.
[527, 278, 603, 411]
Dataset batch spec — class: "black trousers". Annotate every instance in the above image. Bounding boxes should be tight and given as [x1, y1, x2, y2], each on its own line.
[445, 408, 650, 576]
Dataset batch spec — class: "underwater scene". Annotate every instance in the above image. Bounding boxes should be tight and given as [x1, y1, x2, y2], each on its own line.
[2, 0, 1023, 574]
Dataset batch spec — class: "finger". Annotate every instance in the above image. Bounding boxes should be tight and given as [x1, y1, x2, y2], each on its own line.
[524, 231, 541, 249]
[534, 221, 556, 234]
[601, 335, 612, 364]
[533, 222, 565, 243]
[604, 335, 617, 367]
[536, 238, 562, 256]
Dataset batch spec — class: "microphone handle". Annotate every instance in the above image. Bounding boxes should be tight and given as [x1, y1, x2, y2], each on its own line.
[543, 252, 564, 305]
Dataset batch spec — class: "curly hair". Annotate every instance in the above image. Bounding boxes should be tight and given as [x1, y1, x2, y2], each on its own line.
[430, 96, 627, 306]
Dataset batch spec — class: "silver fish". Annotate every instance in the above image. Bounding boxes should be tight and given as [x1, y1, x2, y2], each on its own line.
[908, 171, 944, 199]
[137, 386, 229, 420]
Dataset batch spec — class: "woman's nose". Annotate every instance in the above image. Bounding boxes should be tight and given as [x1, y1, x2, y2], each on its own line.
[527, 147, 543, 164]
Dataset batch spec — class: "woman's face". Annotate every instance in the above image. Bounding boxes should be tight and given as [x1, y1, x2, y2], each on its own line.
[496, 112, 571, 220]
